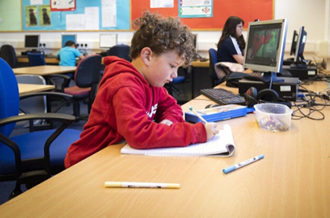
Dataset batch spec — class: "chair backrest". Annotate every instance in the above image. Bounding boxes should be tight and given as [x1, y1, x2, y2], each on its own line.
[0, 45, 17, 68]
[27, 52, 46, 66]
[15, 75, 47, 115]
[208, 48, 221, 86]
[0, 58, 20, 137]
[107, 44, 132, 62]
[74, 54, 102, 88]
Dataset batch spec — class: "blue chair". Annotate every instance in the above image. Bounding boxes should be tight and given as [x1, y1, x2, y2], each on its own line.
[0, 44, 17, 68]
[0, 57, 82, 200]
[208, 48, 222, 86]
[164, 75, 186, 96]
[64, 54, 102, 120]
[27, 52, 46, 66]
[107, 44, 132, 62]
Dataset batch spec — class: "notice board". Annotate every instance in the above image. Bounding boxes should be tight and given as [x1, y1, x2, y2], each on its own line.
[21, 0, 130, 31]
[131, 0, 274, 30]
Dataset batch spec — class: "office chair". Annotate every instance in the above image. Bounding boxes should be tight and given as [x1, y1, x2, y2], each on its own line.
[0, 44, 17, 68]
[107, 44, 132, 62]
[100, 44, 132, 76]
[27, 52, 46, 66]
[164, 66, 192, 101]
[0, 57, 82, 200]
[164, 75, 186, 96]
[26, 52, 71, 93]
[208, 48, 222, 86]
[64, 54, 102, 120]
[15, 75, 47, 129]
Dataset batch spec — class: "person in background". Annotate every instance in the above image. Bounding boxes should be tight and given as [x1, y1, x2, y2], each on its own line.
[217, 16, 245, 64]
[57, 40, 84, 67]
[64, 11, 219, 168]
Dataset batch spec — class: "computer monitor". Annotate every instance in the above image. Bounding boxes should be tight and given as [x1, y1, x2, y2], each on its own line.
[192, 34, 199, 60]
[289, 30, 298, 56]
[243, 19, 288, 82]
[99, 34, 117, 50]
[24, 35, 40, 50]
[61, 34, 77, 48]
[293, 26, 307, 67]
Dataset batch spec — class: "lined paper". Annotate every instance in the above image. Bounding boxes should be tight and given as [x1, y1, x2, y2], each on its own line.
[121, 124, 235, 157]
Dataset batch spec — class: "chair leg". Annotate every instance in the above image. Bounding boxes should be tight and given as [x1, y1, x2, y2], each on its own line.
[8, 183, 22, 200]
[72, 100, 80, 120]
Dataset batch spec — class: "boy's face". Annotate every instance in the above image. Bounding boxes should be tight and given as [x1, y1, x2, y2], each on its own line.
[143, 50, 184, 87]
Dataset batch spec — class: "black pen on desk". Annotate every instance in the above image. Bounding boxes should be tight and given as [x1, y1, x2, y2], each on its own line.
[189, 106, 208, 123]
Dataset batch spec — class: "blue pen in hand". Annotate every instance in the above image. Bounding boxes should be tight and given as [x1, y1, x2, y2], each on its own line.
[223, 154, 264, 174]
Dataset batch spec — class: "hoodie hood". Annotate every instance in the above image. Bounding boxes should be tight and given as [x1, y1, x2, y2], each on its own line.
[100, 56, 147, 88]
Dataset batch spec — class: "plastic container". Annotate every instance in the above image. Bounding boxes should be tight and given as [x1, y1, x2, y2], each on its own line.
[254, 103, 292, 132]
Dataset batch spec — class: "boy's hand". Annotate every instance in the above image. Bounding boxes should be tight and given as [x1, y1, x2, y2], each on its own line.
[160, 119, 173, 126]
[204, 122, 219, 141]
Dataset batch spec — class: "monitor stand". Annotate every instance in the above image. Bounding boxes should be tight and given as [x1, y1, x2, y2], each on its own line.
[262, 71, 285, 83]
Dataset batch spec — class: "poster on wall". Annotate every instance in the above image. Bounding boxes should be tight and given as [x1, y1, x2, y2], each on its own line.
[50, 0, 76, 11]
[179, 0, 213, 18]
[38, 5, 51, 26]
[25, 5, 38, 27]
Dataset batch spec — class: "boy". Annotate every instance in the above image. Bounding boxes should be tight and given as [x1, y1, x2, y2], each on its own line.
[64, 11, 219, 168]
[56, 40, 84, 66]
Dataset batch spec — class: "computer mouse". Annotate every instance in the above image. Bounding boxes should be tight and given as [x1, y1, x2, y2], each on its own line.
[200, 58, 208, 62]
[205, 104, 219, 109]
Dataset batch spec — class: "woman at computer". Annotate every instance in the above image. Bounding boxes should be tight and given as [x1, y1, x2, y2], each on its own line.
[217, 16, 245, 65]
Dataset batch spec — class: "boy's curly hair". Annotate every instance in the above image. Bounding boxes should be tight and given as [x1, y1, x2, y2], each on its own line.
[130, 11, 196, 65]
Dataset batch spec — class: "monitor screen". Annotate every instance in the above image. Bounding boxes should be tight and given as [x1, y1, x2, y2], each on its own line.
[61, 34, 77, 48]
[99, 34, 117, 50]
[24, 35, 40, 49]
[289, 30, 298, 56]
[192, 34, 198, 51]
[243, 19, 288, 73]
[294, 26, 307, 63]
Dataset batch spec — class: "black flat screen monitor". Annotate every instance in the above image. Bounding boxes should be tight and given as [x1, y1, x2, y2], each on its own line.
[61, 34, 77, 48]
[294, 26, 307, 64]
[192, 34, 198, 60]
[289, 30, 298, 56]
[24, 35, 40, 50]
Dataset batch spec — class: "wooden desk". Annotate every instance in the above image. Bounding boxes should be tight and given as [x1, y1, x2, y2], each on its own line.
[191, 59, 209, 68]
[17, 56, 209, 68]
[13, 65, 76, 76]
[2, 85, 329, 217]
[17, 56, 60, 64]
[18, 83, 55, 95]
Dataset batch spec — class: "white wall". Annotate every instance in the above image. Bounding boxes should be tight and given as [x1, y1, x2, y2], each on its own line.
[0, 0, 327, 61]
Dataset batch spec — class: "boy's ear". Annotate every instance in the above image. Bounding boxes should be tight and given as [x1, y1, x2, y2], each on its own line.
[141, 47, 152, 66]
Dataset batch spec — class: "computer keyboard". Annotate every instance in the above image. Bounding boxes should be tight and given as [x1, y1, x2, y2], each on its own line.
[200, 88, 246, 105]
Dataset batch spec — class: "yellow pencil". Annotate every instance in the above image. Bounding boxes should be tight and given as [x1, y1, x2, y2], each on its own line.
[189, 106, 208, 123]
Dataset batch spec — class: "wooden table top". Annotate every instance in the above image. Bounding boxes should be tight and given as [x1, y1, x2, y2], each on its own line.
[17, 56, 209, 68]
[13, 65, 76, 76]
[18, 83, 55, 95]
[1, 81, 329, 218]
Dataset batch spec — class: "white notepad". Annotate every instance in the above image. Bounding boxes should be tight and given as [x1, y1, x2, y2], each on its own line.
[121, 124, 235, 157]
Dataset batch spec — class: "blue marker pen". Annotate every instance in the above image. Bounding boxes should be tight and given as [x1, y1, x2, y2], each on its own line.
[223, 154, 264, 174]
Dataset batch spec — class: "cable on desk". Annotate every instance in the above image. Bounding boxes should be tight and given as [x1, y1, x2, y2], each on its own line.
[291, 86, 330, 120]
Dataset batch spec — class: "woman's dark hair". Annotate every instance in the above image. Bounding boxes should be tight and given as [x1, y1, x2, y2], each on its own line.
[130, 11, 196, 64]
[65, 40, 76, 48]
[217, 16, 245, 50]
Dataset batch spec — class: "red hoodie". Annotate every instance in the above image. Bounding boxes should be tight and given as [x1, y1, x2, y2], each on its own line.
[64, 56, 207, 168]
